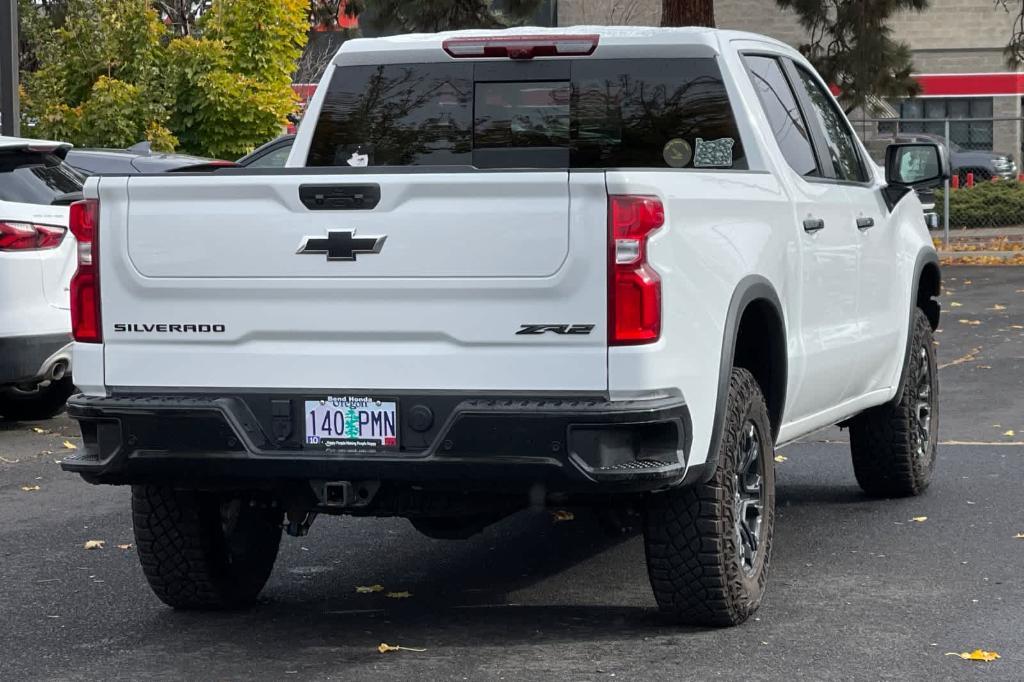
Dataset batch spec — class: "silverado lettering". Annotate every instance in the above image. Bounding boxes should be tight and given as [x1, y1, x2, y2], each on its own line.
[112, 324, 226, 333]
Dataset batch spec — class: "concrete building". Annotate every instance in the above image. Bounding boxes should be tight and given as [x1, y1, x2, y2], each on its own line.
[558, 0, 1024, 159]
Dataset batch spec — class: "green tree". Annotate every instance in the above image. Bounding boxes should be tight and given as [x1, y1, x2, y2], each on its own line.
[777, 0, 928, 115]
[21, 0, 307, 158]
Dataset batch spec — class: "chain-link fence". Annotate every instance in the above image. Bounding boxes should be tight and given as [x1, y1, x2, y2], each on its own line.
[852, 117, 1024, 244]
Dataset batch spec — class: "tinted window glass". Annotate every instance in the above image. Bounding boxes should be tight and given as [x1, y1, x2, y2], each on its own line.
[792, 65, 867, 181]
[248, 143, 293, 168]
[743, 56, 818, 177]
[307, 63, 474, 167]
[0, 151, 84, 205]
[571, 58, 746, 169]
[308, 59, 746, 170]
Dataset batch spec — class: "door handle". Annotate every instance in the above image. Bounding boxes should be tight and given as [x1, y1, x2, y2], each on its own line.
[803, 218, 825, 234]
[856, 217, 875, 230]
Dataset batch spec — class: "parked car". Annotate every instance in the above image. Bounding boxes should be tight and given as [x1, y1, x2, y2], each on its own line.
[65, 141, 237, 176]
[62, 28, 945, 627]
[237, 134, 295, 168]
[868, 132, 1016, 183]
[0, 136, 80, 420]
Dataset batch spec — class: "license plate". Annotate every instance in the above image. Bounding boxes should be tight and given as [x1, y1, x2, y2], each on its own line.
[303, 396, 398, 450]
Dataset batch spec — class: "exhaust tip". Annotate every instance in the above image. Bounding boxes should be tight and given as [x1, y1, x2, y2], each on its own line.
[49, 360, 68, 382]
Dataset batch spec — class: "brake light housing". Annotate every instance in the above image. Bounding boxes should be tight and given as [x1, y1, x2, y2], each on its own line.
[69, 199, 101, 343]
[442, 34, 599, 60]
[609, 195, 664, 345]
[0, 221, 66, 250]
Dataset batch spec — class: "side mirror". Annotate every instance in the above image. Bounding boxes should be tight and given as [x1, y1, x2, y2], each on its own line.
[885, 142, 950, 189]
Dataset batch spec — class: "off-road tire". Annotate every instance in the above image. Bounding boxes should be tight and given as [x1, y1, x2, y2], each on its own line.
[849, 308, 938, 498]
[643, 368, 775, 627]
[132, 485, 283, 610]
[0, 376, 75, 421]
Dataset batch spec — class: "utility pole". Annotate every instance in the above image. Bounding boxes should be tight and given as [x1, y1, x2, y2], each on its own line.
[1, 0, 20, 137]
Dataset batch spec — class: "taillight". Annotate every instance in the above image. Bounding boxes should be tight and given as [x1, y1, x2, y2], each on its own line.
[609, 195, 664, 345]
[0, 221, 66, 250]
[69, 199, 101, 343]
[442, 34, 599, 60]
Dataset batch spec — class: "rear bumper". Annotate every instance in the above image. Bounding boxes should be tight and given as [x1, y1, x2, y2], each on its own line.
[0, 333, 72, 386]
[62, 391, 696, 493]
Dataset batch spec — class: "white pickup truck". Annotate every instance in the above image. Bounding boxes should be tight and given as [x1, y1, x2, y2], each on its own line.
[62, 27, 946, 626]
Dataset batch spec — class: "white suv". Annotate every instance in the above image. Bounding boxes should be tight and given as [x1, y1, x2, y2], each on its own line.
[62, 28, 945, 626]
[0, 137, 80, 420]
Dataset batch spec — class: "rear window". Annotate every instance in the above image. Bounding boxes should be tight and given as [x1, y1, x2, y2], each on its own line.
[307, 58, 747, 170]
[0, 151, 84, 205]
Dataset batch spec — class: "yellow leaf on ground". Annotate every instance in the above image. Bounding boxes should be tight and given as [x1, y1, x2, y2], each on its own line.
[31, 427, 46, 434]
[551, 510, 574, 522]
[116, 544, 133, 550]
[958, 319, 981, 326]
[1012, 325, 1024, 330]
[1013, 533, 1024, 539]
[378, 643, 426, 653]
[990, 304, 1006, 311]
[83, 540, 105, 550]
[949, 302, 962, 307]
[774, 455, 787, 463]
[62, 441, 77, 450]
[355, 584, 384, 593]
[20, 485, 41, 492]
[386, 591, 412, 599]
[1004, 430, 1016, 437]
[911, 516, 928, 522]
[945, 649, 1000, 662]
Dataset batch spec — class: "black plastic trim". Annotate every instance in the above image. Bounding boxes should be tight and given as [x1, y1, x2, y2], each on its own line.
[62, 392, 695, 494]
[893, 250, 941, 404]
[703, 276, 786, 482]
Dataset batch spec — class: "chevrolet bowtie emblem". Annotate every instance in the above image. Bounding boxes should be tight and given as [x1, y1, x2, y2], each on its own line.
[296, 229, 386, 261]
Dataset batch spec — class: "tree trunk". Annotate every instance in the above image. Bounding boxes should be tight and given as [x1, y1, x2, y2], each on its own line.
[661, 0, 715, 27]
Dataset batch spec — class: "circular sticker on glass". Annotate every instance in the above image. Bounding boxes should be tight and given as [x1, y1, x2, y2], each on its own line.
[662, 138, 693, 168]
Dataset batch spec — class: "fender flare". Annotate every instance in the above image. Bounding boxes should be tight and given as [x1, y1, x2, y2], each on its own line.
[893, 249, 941, 404]
[701, 275, 787, 482]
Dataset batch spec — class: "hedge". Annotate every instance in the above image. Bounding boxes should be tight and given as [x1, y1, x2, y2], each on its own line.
[934, 180, 1024, 229]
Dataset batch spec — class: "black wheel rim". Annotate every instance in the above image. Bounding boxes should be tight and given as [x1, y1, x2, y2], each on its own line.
[911, 345, 934, 467]
[734, 421, 765, 577]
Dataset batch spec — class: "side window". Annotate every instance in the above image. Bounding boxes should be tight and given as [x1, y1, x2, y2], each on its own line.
[742, 55, 819, 177]
[792, 65, 868, 182]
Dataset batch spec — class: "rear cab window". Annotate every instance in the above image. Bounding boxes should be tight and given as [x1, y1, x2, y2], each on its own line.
[306, 58, 748, 170]
[0, 150, 84, 205]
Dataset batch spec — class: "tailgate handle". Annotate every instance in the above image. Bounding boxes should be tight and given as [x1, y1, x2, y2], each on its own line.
[299, 184, 381, 211]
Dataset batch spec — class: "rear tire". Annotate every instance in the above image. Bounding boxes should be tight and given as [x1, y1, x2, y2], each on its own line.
[0, 376, 75, 421]
[848, 308, 938, 497]
[132, 485, 283, 610]
[643, 368, 775, 627]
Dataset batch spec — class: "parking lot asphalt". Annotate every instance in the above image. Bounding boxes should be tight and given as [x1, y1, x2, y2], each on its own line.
[0, 266, 1021, 681]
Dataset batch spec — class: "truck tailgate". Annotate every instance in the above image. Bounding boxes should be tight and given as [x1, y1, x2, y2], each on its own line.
[98, 171, 608, 392]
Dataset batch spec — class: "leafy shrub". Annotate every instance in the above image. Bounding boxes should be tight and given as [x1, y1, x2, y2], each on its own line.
[934, 180, 1024, 229]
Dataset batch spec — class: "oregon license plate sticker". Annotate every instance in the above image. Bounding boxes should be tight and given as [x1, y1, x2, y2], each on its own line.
[303, 396, 398, 450]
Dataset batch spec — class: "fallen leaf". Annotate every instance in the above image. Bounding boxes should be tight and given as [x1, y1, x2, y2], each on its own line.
[958, 319, 981, 326]
[83, 540, 105, 550]
[949, 301, 962, 307]
[116, 543, 133, 550]
[551, 510, 574, 522]
[385, 591, 412, 599]
[1004, 430, 1016, 437]
[1013, 533, 1024, 539]
[378, 643, 426, 654]
[990, 304, 1006, 311]
[31, 427, 46, 434]
[62, 441, 77, 450]
[963, 279, 973, 285]
[774, 455, 787, 463]
[355, 584, 384, 594]
[911, 516, 928, 522]
[20, 485, 41, 492]
[0, 457, 20, 464]
[945, 649, 1000, 662]
[1012, 325, 1024, 330]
